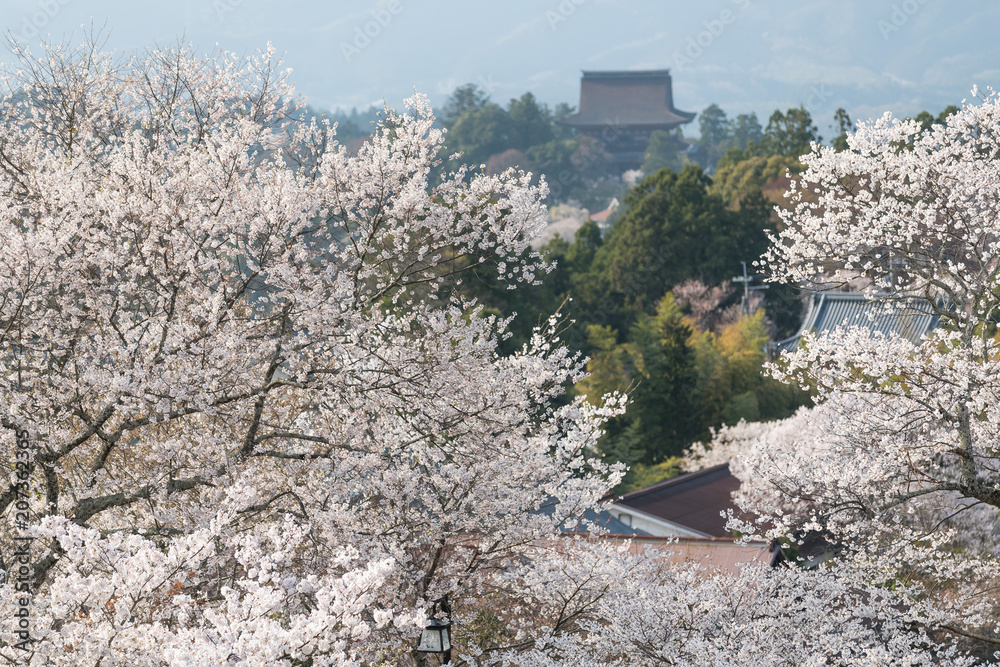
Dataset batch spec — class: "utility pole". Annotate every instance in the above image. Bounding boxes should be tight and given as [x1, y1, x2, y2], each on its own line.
[732, 261, 768, 316]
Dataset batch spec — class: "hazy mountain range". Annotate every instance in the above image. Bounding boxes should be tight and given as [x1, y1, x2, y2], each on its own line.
[2, 0, 997, 135]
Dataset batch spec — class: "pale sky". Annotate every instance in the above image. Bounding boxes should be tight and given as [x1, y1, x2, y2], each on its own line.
[1, 0, 997, 136]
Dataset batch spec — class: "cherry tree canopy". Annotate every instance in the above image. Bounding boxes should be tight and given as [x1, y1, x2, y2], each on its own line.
[0, 37, 993, 666]
[705, 86, 1000, 658]
[0, 37, 632, 665]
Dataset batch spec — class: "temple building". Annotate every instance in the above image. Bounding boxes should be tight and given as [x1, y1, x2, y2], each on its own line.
[557, 70, 695, 171]
[772, 291, 941, 355]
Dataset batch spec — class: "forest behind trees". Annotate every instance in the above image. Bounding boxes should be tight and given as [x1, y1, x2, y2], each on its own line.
[372, 84, 957, 491]
[323, 87, 962, 491]
[428, 88, 827, 489]
[3, 34, 997, 664]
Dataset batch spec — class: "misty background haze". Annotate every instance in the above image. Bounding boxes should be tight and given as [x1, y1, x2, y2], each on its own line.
[1, 0, 996, 135]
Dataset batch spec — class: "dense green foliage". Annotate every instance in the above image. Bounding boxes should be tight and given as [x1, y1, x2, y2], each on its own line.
[710, 153, 801, 204]
[371, 90, 963, 491]
[759, 107, 822, 157]
[575, 164, 774, 336]
[447, 102, 518, 168]
[438, 85, 624, 209]
[440, 91, 825, 488]
[577, 296, 700, 466]
[729, 112, 764, 151]
[439, 82, 491, 124]
[576, 297, 811, 484]
[641, 129, 686, 175]
[458, 161, 810, 488]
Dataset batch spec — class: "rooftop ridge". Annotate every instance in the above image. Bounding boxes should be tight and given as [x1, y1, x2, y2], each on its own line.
[561, 532, 767, 544]
[617, 463, 731, 502]
[773, 290, 941, 354]
[558, 68, 695, 131]
[580, 69, 672, 77]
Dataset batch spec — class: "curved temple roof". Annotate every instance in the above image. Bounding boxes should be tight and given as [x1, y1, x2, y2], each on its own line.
[558, 70, 696, 130]
[774, 291, 940, 353]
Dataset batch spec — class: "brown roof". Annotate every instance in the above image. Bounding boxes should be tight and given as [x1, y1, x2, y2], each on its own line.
[559, 70, 695, 130]
[616, 464, 740, 537]
[562, 534, 782, 573]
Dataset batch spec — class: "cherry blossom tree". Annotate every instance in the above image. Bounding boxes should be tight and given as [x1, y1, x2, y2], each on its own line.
[0, 37, 632, 665]
[702, 86, 1000, 657]
[1, 35, 995, 666]
[482, 537, 983, 666]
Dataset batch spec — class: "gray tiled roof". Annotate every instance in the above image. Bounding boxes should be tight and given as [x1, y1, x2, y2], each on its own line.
[557, 70, 695, 129]
[775, 291, 939, 352]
